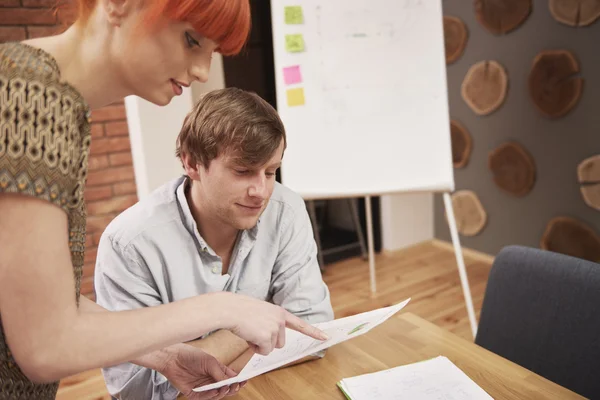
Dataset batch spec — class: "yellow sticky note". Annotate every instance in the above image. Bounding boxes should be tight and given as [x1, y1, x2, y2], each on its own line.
[287, 88, 305, 107]
[285, 34, 305, 53]
[285, 6, 303, 24]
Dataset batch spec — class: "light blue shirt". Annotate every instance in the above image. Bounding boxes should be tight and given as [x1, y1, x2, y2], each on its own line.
[94, 175, 334, 400]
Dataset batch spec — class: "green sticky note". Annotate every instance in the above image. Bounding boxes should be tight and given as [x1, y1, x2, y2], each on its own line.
[285, 34, 305, 53]
[286, 88, 305, 107]
[285, 5, 303, 24]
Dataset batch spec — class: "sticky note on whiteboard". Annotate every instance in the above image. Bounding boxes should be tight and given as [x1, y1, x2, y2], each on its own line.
[283, 65, 302, 85]
[286, 88, 305, 107]
[285, 6, 303, 24]
[285, 34, 305, 53]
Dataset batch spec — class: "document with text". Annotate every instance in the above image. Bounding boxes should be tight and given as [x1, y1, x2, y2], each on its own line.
[193, 298, 411, 393]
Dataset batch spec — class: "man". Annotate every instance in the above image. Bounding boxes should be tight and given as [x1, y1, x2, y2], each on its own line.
[94, 87, 334, 400]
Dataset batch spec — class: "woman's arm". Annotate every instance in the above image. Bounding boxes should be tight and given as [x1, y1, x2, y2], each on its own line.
[0, 194, 326, 383]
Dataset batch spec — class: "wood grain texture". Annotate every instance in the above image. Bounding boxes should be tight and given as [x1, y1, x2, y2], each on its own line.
[529, 50, 583, 118]
[577, 154, 600, 211]
[488, 142, 536, 197]
[474, 0, 532, 34]
[541, 216, 600, 263]
[451, 120, 472, 168]
[226, 313, 584, 400]
[549, 0, 600, 26]
[56, 242, 493, 399]
[444, 16, 468, 64]
[450, 190, 487, 236]
[462, 60, 508, 115]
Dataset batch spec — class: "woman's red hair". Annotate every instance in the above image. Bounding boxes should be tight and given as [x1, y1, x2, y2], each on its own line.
[76, 0, 251, 55]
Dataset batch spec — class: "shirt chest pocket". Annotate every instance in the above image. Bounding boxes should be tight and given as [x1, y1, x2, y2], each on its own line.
[236, 277, 271, 301]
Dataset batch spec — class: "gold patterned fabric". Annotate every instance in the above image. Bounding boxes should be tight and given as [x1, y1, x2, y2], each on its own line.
[0, 42, 91, 399]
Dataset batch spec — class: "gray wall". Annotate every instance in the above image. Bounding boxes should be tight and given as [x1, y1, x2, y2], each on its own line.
[434, 1, 600, 255]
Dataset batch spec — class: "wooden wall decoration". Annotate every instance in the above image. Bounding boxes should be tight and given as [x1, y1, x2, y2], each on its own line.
[474, 0, 532, 34]
[529, 50, 583, 118]
[450, 120, 472, 168]
[444, 16, 468, 64]
[488, 142, 536, 197]
[541, 216, 600, 263]
[549, 0, 600, 27]
[461, 60, 508, 115]
[577, 154, 600, 211]
[449, 190, 487, 236]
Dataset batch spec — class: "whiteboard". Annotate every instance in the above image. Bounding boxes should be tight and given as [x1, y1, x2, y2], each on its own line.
[270, 0, 455, 199]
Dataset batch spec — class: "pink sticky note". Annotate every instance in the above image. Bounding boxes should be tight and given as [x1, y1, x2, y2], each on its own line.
[283, 65, 302, 85]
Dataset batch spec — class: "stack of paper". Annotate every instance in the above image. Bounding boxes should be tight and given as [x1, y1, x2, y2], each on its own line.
[193, 298, 411, 393]
[337, 356, 493, 400]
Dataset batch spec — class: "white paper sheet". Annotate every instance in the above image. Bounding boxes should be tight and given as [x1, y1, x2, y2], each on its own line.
[193, 298, 411, 392]
[338, 356, 494, 400]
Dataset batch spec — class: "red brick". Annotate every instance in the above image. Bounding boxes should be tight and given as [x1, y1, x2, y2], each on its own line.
[92, 233, 102, 246]
[92, 105, 126, 122]
[0, 8, 57, 25]
[84, 247, 97, 264]
[87, 165, 135, 186]
[80, 276, 95, 297]
[0, 27, 26, 42]
[0, 0, 20, 6]
[22, 0, 57, 6]
[113, 180, 137, 196]
[90, 123, 104, 138]
[88, 154, 110, 171]
[83, 261, 95, 279]
[84, 185, 112, 202]
[57, 6, 77, 25]
[85, 234, 93, 248]
[87, 195, 137, 215]
[89, 137, 131, 155]
[27, 25, 65, 39]
[105, 121, 129, 137]
[109, 151, 132, 167]
[86, 214, 115, 234]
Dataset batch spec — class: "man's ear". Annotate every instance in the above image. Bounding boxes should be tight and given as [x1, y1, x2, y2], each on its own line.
[101, 0, 134, 26]
[182, 152, 202, 180]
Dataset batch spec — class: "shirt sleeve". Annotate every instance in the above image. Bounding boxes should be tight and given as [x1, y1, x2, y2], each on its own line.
[94, 235, 179, 400]
[0, 70, 88, 212]
[270, 201, 335, 326]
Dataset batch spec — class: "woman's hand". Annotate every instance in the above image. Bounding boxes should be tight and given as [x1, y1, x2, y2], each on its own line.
[218, 292, 329, 355]
[162, 344, 244, 400]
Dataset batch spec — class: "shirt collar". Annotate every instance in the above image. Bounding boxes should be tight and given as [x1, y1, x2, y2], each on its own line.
[175, 176, 260, 250]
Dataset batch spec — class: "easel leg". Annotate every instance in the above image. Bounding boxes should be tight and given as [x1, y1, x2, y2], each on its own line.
[365, 196, 377, 294]
[443, 192, 478, 339]
[349, 198, 368, 260]
[307, 200, 325, 270]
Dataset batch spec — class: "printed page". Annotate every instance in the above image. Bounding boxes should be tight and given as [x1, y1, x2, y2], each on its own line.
[339, 356, 494, 400]
[193, 298, 410, 392]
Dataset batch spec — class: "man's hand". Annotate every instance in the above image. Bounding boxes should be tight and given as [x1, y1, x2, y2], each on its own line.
[162, 344, 245, 399]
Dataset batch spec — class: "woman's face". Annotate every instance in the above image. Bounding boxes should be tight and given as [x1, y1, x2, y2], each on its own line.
[108, 4, 219, 106]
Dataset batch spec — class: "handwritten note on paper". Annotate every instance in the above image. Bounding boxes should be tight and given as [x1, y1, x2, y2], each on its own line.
[193, 299, 411, 393]
[338, 356, 494, 400]
[286, 88, 305, 107]
[285, 5, 303, 24]
[285, 34, 305, 53]
[283, 65, 302, 85]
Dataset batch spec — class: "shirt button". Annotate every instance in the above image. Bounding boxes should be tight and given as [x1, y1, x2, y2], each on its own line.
[212, 266, 219, 274]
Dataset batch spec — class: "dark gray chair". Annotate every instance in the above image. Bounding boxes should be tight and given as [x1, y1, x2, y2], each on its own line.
[475, 245, 600, 399]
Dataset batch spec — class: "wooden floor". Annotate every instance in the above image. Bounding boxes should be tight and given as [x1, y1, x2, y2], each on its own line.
[56, 240, 493, 400]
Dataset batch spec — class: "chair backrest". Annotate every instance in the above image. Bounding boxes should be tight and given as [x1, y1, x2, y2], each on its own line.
[475, 245, 600, 399]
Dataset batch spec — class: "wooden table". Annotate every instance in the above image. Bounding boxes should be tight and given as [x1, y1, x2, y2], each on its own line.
[229, 312, 584, 400]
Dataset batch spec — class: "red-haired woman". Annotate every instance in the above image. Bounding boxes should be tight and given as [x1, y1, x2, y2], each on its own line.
[0, 1, 327, 399]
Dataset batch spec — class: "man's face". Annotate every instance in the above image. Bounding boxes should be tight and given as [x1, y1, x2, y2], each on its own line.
[193, 140, 284, 230]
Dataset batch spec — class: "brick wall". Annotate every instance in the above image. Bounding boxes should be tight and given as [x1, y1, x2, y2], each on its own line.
[1, 1, 138, 300]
